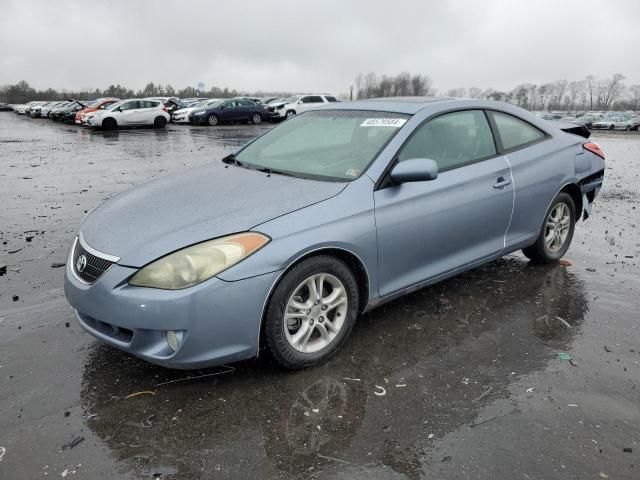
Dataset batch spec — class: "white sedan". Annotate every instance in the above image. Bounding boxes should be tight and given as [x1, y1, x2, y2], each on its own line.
[86, 99, 170, 129]
[591, 116, 638, 131]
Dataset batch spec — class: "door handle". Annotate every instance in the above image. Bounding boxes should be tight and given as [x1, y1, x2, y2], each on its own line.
[493, 176, 512, 189]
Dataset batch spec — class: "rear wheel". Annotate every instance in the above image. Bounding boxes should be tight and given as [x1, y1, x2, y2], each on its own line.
[251, 112, 262, 124]
[102, 117, 117, 130]
[264, 256, 359, 370]
[207, 114, 218, 126]
[625, 125, 631, 131]
[609, 124, 614, 130]
[522, 192, 576, 263]
[154, 116, 167, 128]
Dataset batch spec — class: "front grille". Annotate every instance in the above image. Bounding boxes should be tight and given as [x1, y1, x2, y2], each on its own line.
[72, 238, 115, 284]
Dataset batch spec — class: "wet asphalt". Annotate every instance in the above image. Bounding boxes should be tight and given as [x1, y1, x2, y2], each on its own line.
[0, 113, 638, 480]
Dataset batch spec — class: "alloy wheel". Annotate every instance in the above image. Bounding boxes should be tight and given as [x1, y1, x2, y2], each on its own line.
[544, 202, 571, 253]
[283, 273, 348, 353]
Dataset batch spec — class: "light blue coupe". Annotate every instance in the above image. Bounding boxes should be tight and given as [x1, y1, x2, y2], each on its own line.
[64, 97, 605, 369]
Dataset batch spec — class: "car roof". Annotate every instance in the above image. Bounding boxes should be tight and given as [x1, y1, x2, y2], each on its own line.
[314, 96, 455, 114]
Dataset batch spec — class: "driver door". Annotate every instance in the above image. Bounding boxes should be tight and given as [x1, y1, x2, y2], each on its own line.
[374, 109, 514, 297]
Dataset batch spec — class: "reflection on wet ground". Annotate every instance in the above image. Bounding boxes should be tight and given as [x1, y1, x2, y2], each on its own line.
[80, 260, 588, 479]
[1, 115, 639, 479]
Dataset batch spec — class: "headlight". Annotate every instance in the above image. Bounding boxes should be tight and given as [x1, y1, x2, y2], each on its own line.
[128, 232, 270, 290]
[194, 111, 206, 116]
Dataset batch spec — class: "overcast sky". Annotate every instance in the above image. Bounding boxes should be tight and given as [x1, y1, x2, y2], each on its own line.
[1, 0, 638, 95]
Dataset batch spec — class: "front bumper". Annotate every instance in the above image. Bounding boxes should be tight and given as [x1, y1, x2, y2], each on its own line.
[64, 255, 280, 369]
[188, 114, 208, 125]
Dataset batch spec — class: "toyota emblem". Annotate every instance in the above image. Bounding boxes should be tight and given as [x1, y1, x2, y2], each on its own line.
[76, 254, 88, 273]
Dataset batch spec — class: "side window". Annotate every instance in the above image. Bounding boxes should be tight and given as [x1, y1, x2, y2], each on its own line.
[307, 96, 324, 103]
[300, 96, 311, 103]
[238, 100, 254, 106]
[398, 110, 496, 172]
[120, 101, 138, 111]
[491, 111, 546, 151]
[325, 96, 338, 102]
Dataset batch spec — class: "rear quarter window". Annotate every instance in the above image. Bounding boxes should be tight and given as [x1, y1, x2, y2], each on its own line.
[491, 111, 546, 151]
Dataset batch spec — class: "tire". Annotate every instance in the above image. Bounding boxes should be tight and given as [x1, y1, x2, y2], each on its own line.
[264, 255, 360, 370]
[609, 124, 614, 130]
[522, 192, 576, 263]
[102, 117, 117, 130]
[154, 116, 167, 128]
[251, 112, 262, 124]
[207, 114, 218, 126]
[625, 125, 631, 132]
[286, 110, 296, 119]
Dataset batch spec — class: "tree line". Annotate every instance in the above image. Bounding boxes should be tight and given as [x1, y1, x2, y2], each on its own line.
[0, 81, 245, 104]
[355, 72, 640, 111]
[3, 73, 640, 111]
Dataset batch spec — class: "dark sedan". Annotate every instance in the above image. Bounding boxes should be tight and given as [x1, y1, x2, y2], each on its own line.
[189, 99, 267, 126]
[50, 100, 88, 123]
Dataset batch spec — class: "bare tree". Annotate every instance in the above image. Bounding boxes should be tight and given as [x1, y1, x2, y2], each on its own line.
[585, 75, 596, 110]
[566, 80, 584, 110]
[468, 87, 482, 99]
[598, 73, 626, 110]
[553, 79, 568, 109]
[446, 87, 467, 98]
[628, 84, 640, 110]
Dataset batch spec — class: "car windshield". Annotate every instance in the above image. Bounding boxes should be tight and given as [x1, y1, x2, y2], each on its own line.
[234, 110, 409, 181]
[285, 96, 302, 103]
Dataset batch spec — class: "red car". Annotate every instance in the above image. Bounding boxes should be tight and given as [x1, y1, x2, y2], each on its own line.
[75, 98, 119, 125]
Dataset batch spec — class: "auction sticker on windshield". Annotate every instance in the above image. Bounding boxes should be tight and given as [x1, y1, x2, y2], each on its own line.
[360, 118, 407, 127]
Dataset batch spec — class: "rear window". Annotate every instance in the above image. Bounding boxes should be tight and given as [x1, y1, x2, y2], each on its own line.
[325, 96, 338, 102]
[491, 112, 546, 151]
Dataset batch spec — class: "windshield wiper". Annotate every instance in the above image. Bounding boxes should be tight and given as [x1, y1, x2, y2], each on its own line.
[252, 166, 299, 178]
[221, 153, 243, 166]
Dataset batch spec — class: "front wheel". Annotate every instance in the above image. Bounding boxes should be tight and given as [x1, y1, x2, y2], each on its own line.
[102, 117, 117, 130]
[285, 110, 296, 119]
[522, 192, 576, 263]
[207, 114, 218, 126]
[251, 112, 262, 124]
[264, 256, 359, 370]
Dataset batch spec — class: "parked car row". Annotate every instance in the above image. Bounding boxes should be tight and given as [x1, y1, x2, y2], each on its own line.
[6, 94, 341, 130]
[534, 110, 640, 130]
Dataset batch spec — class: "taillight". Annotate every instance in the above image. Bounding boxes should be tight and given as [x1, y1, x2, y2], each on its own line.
[583, 142, 605, 160]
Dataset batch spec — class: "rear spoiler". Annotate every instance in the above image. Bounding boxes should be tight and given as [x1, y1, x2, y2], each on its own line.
[548, 120, 591, 139]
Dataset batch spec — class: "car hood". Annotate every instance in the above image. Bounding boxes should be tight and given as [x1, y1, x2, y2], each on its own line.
[174, 107, 197, 114]
[80, 162, 347, 267]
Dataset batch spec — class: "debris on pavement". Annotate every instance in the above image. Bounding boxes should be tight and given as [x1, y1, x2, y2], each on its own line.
[124, 390, 156, 399]
[559, 259, 572, 266]
[342, 377, 361, 382]
[623, 447, 633, 453]
[586, 267, 597, 272]
[604, 345, 613, 353]
[153, 366, 235, 387]
[0, 265, 6, 276]
[374, 385, 387, 396]
[554, 316, 572, 328]
[61, 436, 84, 450]
[0, 446, 5, 461]
[12, 295, 19, 302]
[556, 352, 573, 361]
[51, 262, 66, 268]
[471, 386, 493, 403]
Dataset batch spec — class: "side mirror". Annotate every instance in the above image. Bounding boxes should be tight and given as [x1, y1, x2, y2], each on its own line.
[390, 158, 439, 184]
[298, 100, 303, 104]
